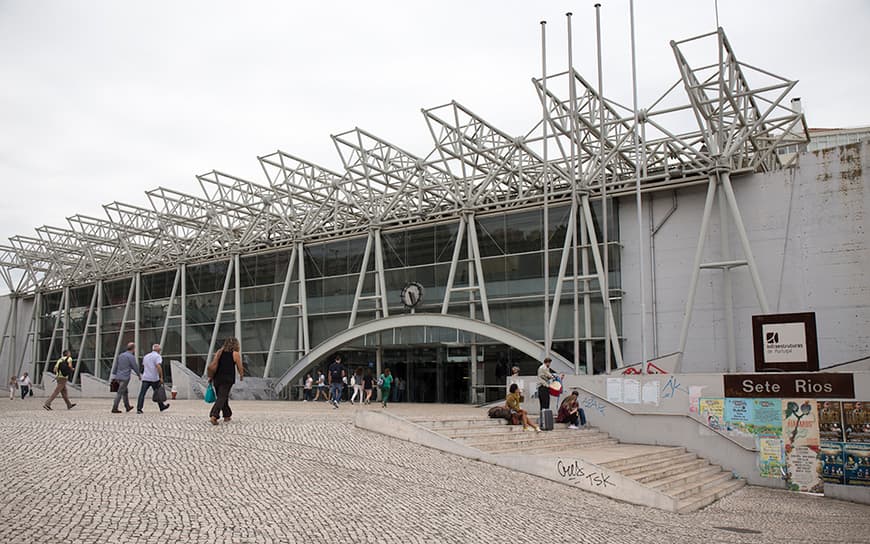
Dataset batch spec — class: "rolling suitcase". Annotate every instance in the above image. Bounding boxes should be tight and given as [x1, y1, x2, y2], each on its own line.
[540, 408, 554, 431]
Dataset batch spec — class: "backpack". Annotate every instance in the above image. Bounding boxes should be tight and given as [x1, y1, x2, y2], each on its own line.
[376, 374, 384, 387]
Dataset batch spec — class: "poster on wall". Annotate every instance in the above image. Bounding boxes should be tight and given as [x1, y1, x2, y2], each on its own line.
[843, 402, 870, 443]
[818, 401, 845, 442]
[606, 378, 623, 403]
[642, 380, 659, 406]
[782, 399, 822, 492]
[818, 441, 845, 484]
[844, 443, 870, 487]
[726, 399, 782, 439]
[688, 386, 706, 414]
[699, 398, 724, 430]
[757, 435, 785, 479]
[623, 379, 641, 404]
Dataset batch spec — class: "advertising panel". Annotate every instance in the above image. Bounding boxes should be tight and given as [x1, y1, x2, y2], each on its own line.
[818, 401, 845, 442]
[757, 435, 785, 479]
[782, 399, 822, 492]
[818, 441, 845, 484]
[843, 402, 870, 443]
[699, 398, 724, 431]
[844, 443, 870, 487]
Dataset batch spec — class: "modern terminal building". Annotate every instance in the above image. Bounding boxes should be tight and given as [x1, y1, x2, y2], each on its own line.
[0, 28, 868, 404]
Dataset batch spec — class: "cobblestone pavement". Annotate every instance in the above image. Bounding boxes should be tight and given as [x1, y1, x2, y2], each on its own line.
[1, 398, 868, 544]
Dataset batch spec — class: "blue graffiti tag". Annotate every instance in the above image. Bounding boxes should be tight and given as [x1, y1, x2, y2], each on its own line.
[580, 396, 606, 415]
[661, 376, 689, 400]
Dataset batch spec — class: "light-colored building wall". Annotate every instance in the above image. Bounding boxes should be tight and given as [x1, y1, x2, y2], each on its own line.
[620, 140, 870, 371]
[0, 295, 35, 385]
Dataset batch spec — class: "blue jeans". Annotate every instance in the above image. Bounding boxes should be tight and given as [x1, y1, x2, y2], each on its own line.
[329, 382, 343, 404]
[137, 380, 168, 412]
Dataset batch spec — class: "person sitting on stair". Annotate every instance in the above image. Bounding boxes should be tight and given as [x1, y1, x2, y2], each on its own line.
[506, 383, 540, 432]
[556, 391, 587, 429]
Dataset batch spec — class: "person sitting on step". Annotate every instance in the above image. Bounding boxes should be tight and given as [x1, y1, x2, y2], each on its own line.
[556, 391, 587, 429]
[506, 383, 540, 432]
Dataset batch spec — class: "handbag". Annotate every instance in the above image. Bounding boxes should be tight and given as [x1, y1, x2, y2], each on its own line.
[204, 383, 216, 403]
[110, 379, 120, 393]
[152, 385, 167, 403]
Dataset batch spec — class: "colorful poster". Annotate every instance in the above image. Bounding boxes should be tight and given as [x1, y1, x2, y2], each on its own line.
[818, 401, 845, 442]
[783, 399, 821, 492]
[844, 443, 870, 486]
[818, 441, 845, 484]
[752, 399, 783, 435]
[757, 435, 785, 479]
[783, 399, 819, 448]
[843, 401, 870, 443]
[700, 398, 724, 431]
[623, 379, 641, 404]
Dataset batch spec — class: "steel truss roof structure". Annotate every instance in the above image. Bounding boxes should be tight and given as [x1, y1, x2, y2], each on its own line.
[1, 28, 808, 296]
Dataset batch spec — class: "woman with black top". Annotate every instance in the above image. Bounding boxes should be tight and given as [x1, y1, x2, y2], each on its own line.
[207, 337, 244, 425]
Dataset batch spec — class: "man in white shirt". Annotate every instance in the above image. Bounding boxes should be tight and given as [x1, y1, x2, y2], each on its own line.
[136, 344, 169, 413]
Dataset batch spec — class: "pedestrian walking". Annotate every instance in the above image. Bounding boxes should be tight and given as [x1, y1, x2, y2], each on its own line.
[18, 372, 32, 399]
[379, 368, 393, 408]
[363, 371, 374, 405]
[207, 337, 244, 425]
[327, 354, 345, 409]
[8, 377, 16, 400]
[350, 367, 363, 405]
[44, 350, 77, 411]
[397, 377, 405, 402]
[303, 373, 313, 402]
[110, 342, 140, 413]
[313, 370, 327, 401]
[136, 344, 169, 414]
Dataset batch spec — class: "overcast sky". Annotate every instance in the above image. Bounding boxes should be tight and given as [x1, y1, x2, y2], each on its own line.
[1, 0, 868, 278]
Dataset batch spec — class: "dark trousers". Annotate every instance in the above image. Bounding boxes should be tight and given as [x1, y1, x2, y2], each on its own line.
[303, 388, 313, 401]
[210, 383, 233, 419]
[538, 385, 550, 412]
[564, 409, 587, 426]
[20, 386, 29, 399]
[137, 380, 168, 412]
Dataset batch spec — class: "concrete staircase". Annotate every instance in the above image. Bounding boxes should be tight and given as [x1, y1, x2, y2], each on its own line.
[597, 446, 745, 513]
[410, 415, 617, 455]
[408, 414, 744, 513]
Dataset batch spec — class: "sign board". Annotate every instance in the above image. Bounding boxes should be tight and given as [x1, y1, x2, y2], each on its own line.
[752, 312, 818, 372]
[724, 373, 855, 399]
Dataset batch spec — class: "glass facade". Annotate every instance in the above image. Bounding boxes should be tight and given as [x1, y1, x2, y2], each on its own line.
[35, 201, 622, 402]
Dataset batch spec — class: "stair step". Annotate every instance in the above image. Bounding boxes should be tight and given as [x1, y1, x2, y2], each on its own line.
[411, 418, 506, 429]
[632, 459, 710, 484]
[598, 447, 687, 471]
[649, 465, 726, 492]
[617, 452, 699, 477]
[466, 431, 611, 450]
[667, 471, 733, 499]
[447, 427, 602, 441]
[483, 437, 619, 455]
[677, 479, 745, 514]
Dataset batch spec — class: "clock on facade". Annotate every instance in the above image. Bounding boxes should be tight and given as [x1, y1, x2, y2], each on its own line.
[400, 282, 424, 308]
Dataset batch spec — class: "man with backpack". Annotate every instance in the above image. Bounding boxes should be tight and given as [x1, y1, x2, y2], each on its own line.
[44, 350, 77, 411]
[327, 354, 345, 409]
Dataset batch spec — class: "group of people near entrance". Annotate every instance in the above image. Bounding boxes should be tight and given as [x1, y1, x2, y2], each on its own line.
[503, 357, 587, 431]
[302, 354, 399, 408]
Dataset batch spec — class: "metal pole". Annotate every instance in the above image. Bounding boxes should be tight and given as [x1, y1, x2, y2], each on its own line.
[718, 178, 737, 373]
[95, 281, 102, 378]
[207, 258, 234, 370]
[467, 214, 491, 323]
[540, 19, 551, 358]
[180, 263, 187, 368]
[349, 231, 373, 327]
[159, 269, 179, 349]
[72, 285, 98, 383]
[62, 285, 70, 358]
[373, 228, 390, 318]
[720, 171, 770, 313]
[595, 3, 611, 373]
[134, 272, 141, 359]
[441, 215, 467, 315]
[32, 292, 41, 381]
[264, 245, 297, 377]
[677, 175, 719, 370]
[234, 253, 242, 348]
[567, 11, 581, 375]
[629, 0, 649, 374]
[297, 242, 310, 353]
[581, 209, 593, 374]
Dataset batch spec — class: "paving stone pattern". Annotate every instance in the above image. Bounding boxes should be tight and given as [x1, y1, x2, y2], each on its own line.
[1, 398, 869, 543]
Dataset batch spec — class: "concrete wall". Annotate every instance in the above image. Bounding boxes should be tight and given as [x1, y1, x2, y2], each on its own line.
[619, 140, 870, 371]
[0, 295, 35, 385]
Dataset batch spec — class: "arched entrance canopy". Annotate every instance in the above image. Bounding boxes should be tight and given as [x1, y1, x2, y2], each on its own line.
[272, 313, 574, 393]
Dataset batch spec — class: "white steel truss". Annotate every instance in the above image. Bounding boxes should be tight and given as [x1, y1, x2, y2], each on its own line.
[0, 28, 807, 377]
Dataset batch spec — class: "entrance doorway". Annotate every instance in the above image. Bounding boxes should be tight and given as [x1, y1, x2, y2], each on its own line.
[381, 346, 469, 403]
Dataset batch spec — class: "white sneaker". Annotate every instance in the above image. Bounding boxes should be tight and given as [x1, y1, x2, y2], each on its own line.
[568, 425, 579, 430]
